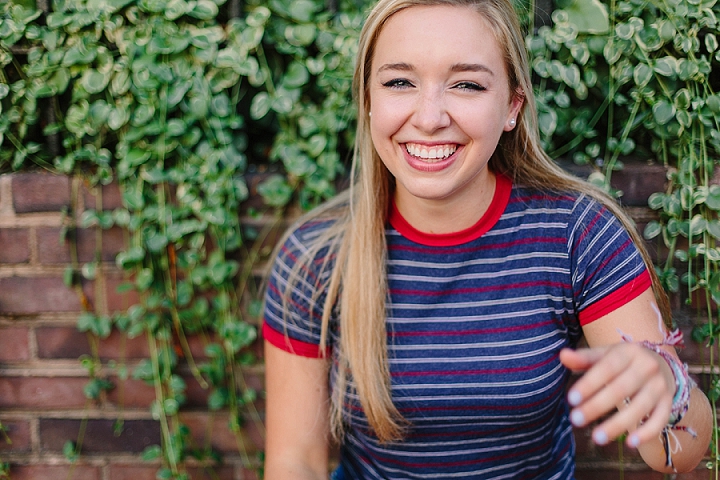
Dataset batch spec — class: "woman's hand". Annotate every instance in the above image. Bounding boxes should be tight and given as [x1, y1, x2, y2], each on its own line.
[572, 289, 712, 472]
[559, 343, 676, 448]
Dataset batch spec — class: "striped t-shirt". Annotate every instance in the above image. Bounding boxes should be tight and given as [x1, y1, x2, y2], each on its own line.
[263, 175, 651, 479]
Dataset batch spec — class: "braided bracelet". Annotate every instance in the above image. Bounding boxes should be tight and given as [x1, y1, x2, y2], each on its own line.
[620, 325, 697, 471]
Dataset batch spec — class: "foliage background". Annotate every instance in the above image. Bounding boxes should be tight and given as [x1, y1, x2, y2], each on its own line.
[0, 0, 719, 477]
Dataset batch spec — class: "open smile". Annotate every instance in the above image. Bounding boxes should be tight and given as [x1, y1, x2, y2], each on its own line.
[405, 143, 458, 162]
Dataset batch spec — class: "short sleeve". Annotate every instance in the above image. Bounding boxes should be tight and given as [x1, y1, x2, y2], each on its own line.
[262, 221, 334, 358]
[568, 196, 651, 325]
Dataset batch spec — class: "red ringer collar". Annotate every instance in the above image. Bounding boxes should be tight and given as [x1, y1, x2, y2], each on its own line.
[388, 174, 512, 247]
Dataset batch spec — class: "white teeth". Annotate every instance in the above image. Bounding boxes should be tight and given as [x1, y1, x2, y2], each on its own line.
[405, 143, 457, 161]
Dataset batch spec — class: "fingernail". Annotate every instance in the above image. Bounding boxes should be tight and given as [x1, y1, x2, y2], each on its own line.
[593, 429, 608, 445]
[628, 434, 640, 448]
[568, 390, 582, 406]
[570, 410, 585, 427]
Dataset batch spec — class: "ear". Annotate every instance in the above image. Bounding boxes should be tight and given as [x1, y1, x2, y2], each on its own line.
[504, 92, 525, 132]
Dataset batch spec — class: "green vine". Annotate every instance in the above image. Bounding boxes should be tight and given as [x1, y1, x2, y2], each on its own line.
[532, 0, 720, 472]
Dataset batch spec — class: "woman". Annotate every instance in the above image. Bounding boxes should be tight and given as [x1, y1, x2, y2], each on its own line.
[262, 0, 712, 477]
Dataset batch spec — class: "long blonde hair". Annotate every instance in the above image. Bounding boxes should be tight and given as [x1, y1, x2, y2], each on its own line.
[274, 0, 670, 443]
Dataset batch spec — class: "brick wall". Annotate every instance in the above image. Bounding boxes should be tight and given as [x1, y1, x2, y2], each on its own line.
[0, 172, 263, 479]
[0, 166, 715, 479]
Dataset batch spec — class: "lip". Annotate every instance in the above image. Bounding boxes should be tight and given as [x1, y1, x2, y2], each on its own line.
[401, 142, 461, 173]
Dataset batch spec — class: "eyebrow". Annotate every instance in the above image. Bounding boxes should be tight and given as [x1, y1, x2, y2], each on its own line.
[450, 63, 494, 75]
[376, 62, 495, 75]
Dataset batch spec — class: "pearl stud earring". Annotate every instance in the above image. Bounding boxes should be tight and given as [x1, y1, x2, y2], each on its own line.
[509, 118, 516, 127]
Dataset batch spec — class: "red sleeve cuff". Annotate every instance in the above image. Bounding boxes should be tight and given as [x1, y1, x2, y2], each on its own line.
[262, 321, 330, 358]
[578, 270, 652, 326]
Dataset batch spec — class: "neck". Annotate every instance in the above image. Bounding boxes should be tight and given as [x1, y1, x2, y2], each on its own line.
[393, 172, 497, 235]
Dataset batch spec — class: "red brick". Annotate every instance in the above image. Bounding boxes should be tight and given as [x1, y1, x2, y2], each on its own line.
[9, 465, 100, 480]
[0, 228, 30, 263]
[577, 468, 712, 479]
[611, 162, 667, 207]
[108, 465, 159, 480]
[40, 418, 160, 453]
[559, 159, 667, 207]
[105, 275, 140, 313]
[575, 468, 659, 479]
[35, 326, 91, 359]
[239, 468, 262, 480]
[0, 326, 30, 361]
[36, 327, 150, 360]
[82, 181, 123, 211]
[0, 376, 88, 409]
[680, 326, 717, 367]
[36, 226, 126, 264]
[106, 378, 155, 409]
[0, 418, 31, 453]
[0, 276, 81, 314]
[186, 466, 236, 480]
[179, 411, 263, 454]
[108, 464, 236, 480]
[107, 374, 219, 410]
[11, 172, 71, 214]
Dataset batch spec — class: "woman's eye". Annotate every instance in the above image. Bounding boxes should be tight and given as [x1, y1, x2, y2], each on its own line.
[454, 82, 484, 91]
[382, 78, 413, 89]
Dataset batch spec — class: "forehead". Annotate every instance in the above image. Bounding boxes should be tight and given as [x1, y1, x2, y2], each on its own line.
[371, 5, 504, 71]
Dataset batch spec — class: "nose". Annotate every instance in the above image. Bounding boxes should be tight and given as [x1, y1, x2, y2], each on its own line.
[412, 88, 451, 133]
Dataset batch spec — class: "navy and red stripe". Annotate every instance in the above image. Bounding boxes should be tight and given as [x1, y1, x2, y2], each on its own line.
[263, 176, 649, 479]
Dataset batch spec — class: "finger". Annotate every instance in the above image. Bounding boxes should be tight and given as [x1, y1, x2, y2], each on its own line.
[568, 362, 646, 430]
[591, 374, 670, 446]
[559, 347, 607, 372]
[624, 389, 673, 448]
[564, 345, 634, 411]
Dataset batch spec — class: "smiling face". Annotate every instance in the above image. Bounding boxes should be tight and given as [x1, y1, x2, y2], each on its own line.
[369, 4, 523, 230]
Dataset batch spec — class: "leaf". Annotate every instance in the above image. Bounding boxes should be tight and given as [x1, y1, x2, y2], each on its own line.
[633, 63, 652, 87]
[561, 64, 581, 89]
[163, 398, 179, 415]
[538, 110, 558, 137]
[653, 56, 677, 77]
[63, 441, 78, 461]
[652, 100, 676, 125]
[561, 0, 609, 33]
[643, 220, 662, 239]
[283, 62, 310, 88]
[108, 107, 129, 131]
[125, 149, 151, 168]
[689, 215, 707, 236]
[81, 69, 110, 94]
[135, 268, 154, 291]
[141, 445, 162, 461]
[285, 24, 316, 47]
[707, 220, 720, 239]
[706, 33, 718, 53]
[257, 174, 293, 207]
[288, 0, 318, 22]
[189, 0, 218, 19]
[250, 92, 271, 119]
[208, 388, 228, 410]
[246, 6, 271, 26]
[706, 95, 720, 114]
[164, 0, 190, 20]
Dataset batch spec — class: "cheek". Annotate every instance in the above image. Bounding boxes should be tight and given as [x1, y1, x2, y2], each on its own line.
[370, 109, 402, 148]
[370, 93, 407, 134]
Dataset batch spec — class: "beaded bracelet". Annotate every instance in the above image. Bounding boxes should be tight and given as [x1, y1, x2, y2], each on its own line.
[620, 324, 697, 471]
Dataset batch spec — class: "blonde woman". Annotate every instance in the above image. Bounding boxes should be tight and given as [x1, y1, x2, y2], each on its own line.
[262, 0, 712, 477]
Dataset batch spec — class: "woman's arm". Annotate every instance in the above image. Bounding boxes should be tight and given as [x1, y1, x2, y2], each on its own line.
[560, 289, 712, 473]
[264, 341, 332, 480]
